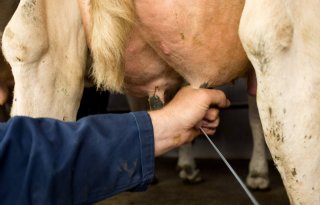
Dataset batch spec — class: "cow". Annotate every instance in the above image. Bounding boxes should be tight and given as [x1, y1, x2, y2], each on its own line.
[1, 0, 270, 189]
[2, 0, 318, 204]
[76, 0, 320, 203]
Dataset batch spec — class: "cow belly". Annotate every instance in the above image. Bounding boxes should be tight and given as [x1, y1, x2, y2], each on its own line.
[134, 0, 250, 88]
[240, 0, 320, 204]
[124, 27, 183, 101]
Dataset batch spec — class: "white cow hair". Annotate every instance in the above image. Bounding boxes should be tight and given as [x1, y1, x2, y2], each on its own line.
[90, 0, 135, 93]
[240, 0, 320, 204]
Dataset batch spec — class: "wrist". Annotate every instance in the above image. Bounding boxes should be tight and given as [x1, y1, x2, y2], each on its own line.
[148, 110, 181, 156]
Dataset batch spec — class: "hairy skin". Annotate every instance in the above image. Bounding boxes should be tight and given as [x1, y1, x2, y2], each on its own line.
[134, 0, 250, 88]
[80, 0, 251, 91]
[124, 27, 184, 100]
[240, 0, 320, 204]
[2, 0, 87, 121]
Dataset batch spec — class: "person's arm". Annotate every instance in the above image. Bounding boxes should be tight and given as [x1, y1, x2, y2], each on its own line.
[0, 86, 229, 205]
[0, 112, 154, 205]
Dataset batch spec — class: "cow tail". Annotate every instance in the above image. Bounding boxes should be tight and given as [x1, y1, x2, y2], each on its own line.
[90, 0, 135, 92]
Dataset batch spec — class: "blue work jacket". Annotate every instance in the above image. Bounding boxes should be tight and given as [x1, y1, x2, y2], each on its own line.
[0, 112, 155, 205]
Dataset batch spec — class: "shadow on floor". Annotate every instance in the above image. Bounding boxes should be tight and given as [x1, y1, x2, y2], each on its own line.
[97, 158, 289, 205]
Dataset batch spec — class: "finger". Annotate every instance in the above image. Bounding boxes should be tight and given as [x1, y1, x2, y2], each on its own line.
[201, 118, 220, 129]
[195, 117, 220, 131]
[204, 109, 219, 121]
[201, 89, 231, 108]
[200, 127, 216, 136]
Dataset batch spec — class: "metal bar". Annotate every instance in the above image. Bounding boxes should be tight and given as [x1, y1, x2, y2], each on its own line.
[200, 127, 260, 205]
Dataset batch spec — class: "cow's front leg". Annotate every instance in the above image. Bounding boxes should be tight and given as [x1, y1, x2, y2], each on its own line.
[2, 0, 87, 121]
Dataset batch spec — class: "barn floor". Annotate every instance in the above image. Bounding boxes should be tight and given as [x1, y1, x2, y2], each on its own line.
[96, 158, 290, 205]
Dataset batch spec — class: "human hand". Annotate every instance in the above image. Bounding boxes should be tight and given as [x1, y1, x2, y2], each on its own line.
[149, 86, 230, 156]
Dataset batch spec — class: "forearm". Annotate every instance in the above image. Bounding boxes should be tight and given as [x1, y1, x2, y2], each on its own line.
[0, 112, 154, 204]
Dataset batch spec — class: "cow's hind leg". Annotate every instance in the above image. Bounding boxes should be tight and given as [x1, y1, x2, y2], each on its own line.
[246, 95, 269, 190]
[240, 1, 320, 203]
[177, 143, 203, 184]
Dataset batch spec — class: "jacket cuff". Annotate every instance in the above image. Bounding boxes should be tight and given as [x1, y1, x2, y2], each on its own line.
[130, 111, 155, 191]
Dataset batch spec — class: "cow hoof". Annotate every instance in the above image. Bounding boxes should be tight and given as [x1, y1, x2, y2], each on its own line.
[246, 175, 270, 190]
[178, 165, 204, 184]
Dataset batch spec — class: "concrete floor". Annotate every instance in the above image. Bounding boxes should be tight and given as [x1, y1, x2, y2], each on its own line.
[96, 158, 290, 205]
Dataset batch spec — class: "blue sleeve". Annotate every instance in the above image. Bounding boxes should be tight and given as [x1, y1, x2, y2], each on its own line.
[0, 112, 155, 205]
